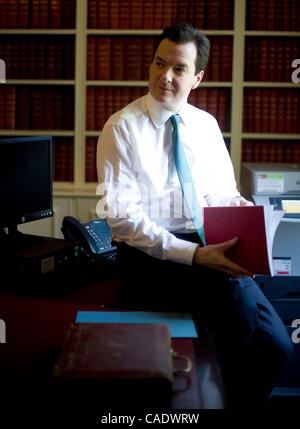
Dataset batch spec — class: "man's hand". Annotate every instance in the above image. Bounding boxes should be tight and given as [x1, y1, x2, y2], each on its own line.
[230, 196, 254, 206]
[192, 237, 253, 278]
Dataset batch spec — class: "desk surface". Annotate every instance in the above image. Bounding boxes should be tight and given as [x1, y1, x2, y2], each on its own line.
[0, 269, 226, 422]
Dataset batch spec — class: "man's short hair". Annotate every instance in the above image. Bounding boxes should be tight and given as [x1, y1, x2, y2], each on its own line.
[152, 23, 210, 74]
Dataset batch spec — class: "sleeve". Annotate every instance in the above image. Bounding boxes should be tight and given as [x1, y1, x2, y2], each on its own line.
[96, 121, 198, 265]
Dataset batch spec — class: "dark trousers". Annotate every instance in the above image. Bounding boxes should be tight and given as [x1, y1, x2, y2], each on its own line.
[116, 234, 293, 409]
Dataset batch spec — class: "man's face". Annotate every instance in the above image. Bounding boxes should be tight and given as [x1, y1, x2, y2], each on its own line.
[149, 38, 204, 111]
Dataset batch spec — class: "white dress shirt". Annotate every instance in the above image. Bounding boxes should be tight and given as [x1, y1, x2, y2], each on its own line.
[97, 92, 242, 265]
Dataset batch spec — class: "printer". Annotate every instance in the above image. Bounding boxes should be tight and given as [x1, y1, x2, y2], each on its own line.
[241, 163, 300, 397]
[241, 163, 300, 276]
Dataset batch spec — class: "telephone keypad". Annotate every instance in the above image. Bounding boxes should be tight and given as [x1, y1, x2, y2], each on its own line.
[85, 221, 116, 255]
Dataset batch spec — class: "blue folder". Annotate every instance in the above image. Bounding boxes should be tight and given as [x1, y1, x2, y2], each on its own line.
[75, 311, 198, 338]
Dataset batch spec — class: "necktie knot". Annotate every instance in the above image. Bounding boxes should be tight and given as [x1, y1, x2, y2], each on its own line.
[170, 114, 180, 133]
[170, 113, 180, 125]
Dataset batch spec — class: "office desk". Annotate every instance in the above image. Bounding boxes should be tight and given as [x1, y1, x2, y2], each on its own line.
[0, 269, 226, 423]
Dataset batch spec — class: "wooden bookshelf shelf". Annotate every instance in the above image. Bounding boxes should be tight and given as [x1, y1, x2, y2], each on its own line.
[6, 80, 75, 85]
[243, 82, 299, 88]
[0, 29, 76, 35]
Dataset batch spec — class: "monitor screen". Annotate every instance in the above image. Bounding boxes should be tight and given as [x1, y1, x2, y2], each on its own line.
[0, 136, 53, 236]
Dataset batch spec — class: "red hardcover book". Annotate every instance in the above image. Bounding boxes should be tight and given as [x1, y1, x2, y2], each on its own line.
[111, 37, 124, 80]
[4, 86, 16, 129]
[109, 0, 119, 28]
[124, 37, 142, 80]
[17, 0, 30, 28]
[206, 37, 220, 81]
[130, 0, 143, 28]
[49, 0, 62, 28]
[88, 0, 97, 28]
[85, 137, 98, 182]
[143, 0, 154, 29]
[203, 205, 273, 275]
[96, 36, 111, 80]
[96, 0, 110, 28]
[86, 87, 95, 130]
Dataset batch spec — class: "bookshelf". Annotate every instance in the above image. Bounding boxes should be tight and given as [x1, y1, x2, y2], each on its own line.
[0, 0, 76, 188]
[241, 0, 300, 168]
[0, 0, 299, 235]
[85, 0, 234, 187]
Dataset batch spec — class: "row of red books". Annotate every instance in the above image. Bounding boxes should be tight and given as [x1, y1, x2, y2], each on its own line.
[243, 89, 300, 134]
[242, 139, 300, 164]
[1, 0, 298, 32]
[52, 137, 74, 182]
[0, 0, 75, 29]
[2, 85, 298, 136]
[86, 87, 230, 132]
[244, 38, 300, 83]
[246, 0, 299, 31]
[86, 87, 146, 131]
[0, 86, 74, 130]
[88, 0, 234, 30]
[1, 33, 232, 83]
[204, 37, 232, 82]
[188, 88, 230, 132]
[0, 36, 75, 80]
[87, 36, 232, 82]
[87, 36, 155, 82]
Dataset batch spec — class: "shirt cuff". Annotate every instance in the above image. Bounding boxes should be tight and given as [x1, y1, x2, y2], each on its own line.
[165, 236, 199, 266]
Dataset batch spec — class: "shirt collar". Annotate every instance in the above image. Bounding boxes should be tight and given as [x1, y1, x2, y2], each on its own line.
[145, 92, 189, 128]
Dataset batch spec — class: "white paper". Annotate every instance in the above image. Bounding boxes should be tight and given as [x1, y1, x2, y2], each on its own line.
[263, 205, 285, 276]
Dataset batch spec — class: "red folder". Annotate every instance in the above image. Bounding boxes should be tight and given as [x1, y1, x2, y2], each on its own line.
[203, 205, 271, 275]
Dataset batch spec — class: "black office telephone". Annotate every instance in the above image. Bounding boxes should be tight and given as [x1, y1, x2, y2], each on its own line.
[61, 216, 117, 259]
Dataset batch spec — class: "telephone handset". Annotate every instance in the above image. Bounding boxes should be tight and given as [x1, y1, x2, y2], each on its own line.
[61, 216, 117, 257]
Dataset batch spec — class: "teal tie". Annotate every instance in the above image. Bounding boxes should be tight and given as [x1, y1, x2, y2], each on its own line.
[170, 114, 206, 246]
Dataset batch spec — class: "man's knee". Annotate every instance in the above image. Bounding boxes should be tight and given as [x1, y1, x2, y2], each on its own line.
[246, 289, 294, 367]
[268, 318, 294, 363]
[229, 277, 293, 357]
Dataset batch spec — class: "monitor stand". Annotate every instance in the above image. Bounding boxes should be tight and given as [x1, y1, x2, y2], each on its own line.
[0, 225, 45, 251]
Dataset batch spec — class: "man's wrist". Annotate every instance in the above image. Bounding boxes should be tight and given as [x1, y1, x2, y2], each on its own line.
[192, 245, 200, 265]
[167, 236, 199, 266]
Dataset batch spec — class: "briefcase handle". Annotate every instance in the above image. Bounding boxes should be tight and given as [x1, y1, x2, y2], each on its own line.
[171, 349, 192, 374]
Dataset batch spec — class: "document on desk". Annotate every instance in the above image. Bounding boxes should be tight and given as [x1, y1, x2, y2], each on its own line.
[203, 205, 284, 276]
[75, 311, 198, 338]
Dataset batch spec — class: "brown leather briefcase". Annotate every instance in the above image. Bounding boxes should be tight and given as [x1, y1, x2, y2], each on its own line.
[53, 322, 173, 409]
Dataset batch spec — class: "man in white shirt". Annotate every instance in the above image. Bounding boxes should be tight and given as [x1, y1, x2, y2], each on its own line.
[97, 23, 292, 409]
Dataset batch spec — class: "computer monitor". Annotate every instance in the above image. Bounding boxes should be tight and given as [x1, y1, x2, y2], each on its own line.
[0, 135, 53, 246]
